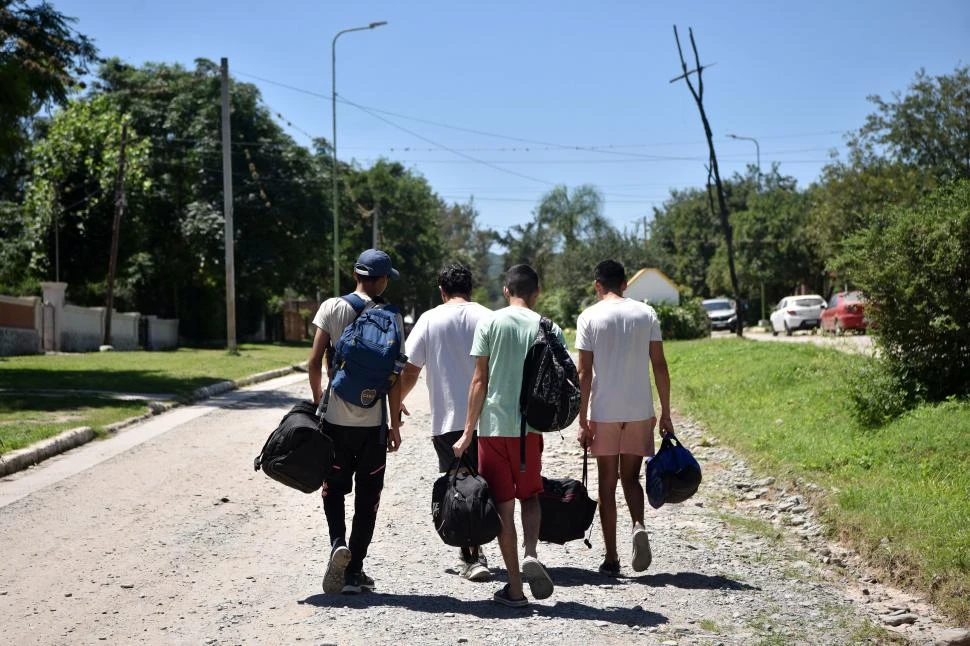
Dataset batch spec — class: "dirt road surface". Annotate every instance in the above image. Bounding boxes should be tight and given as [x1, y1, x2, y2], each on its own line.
[713, 328, 876, 355]
[1, 371, 961, 645]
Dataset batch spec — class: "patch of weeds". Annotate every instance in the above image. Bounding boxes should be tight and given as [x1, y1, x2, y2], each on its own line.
[717, 512, 780, 542]
[698, 618, 719, 633]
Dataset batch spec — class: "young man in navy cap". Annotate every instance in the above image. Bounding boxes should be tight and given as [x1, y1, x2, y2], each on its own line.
[308, 248, 405, 594]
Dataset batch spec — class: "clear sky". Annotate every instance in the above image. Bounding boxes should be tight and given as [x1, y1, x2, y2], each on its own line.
[54, 0, 969, 237]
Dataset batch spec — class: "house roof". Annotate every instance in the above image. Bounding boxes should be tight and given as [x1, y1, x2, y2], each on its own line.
[627, 268, 679, 291]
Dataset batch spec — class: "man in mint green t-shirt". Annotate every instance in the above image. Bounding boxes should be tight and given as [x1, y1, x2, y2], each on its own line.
[455, 264, 566, 608]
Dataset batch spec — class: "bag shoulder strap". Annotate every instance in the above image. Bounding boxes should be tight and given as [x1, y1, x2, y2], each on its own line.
[341, 292, 368, 315]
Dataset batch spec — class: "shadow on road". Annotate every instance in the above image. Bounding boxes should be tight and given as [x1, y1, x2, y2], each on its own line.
[299, 592, 668, 626]
[633, 571, 759, 591]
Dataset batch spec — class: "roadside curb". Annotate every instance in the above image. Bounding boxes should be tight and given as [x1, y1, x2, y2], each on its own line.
[0, 362, 308, 478]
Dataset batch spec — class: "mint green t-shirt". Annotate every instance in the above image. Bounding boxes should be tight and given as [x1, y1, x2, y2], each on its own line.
[470, 306, 567, 438]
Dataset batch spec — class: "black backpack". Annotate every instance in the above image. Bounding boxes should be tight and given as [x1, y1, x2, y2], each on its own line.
[518, 316, 581, 469]
[431, 455, 501, 548]
[253, 401, 334, 494]
[538, 448, 598, 546]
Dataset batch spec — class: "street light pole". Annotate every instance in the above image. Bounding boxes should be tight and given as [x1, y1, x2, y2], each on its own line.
[331, 21, 387, 298]
[727, 133, 760, 178]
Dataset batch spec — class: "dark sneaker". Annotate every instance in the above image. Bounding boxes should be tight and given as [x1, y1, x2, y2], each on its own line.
[521, 556, 554, 600]
[322, 545, 352, 594]
[342, 570, 376, 594]
[493, 583, 529, 608]
[598, 559, 621, 577]
[632, 528, 652, 572]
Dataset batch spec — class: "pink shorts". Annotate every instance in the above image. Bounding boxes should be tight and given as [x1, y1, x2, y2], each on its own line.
[478, 434, 544, 504]
[590, 418, 656, 457]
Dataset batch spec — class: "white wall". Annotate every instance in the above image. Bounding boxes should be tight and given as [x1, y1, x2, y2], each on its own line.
[625, 269, 680, 305]
[61, 305, 105, 352]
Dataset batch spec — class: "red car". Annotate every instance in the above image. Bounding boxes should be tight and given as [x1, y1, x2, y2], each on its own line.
[820, 291, 867, 335]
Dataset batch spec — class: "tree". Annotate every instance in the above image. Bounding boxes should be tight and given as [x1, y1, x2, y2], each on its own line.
[840, 180, 970, 413]
[17, 94, 150, 303]
[437, 198, 498, 304]
[343, 159, 443, 316]
[0, 0, 97, 192]
[855, 65, 970, 181]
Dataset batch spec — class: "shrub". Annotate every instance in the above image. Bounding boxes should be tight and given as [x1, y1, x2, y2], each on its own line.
[840, 180, 970, 408]
[652, 298, 711, 340]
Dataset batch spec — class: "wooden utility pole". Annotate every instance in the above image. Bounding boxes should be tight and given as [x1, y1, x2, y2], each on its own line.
[221, 57, 238, 354]
[670, 26, 744, 337]
[103, 122, 128, 347]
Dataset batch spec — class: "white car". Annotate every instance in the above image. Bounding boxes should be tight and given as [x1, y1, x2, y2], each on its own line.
[702, 298, 737, 332]
[770, 295, 826, 336]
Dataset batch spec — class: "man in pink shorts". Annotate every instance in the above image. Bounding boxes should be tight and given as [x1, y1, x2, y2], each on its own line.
[454, 264, 563, 607]
[575, 259, 674, 577]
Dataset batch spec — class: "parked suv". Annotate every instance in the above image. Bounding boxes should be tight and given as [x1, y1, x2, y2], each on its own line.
[820, 291, 867, 335]
[702, 298, 737, 332]
[770, 295, 826, 336]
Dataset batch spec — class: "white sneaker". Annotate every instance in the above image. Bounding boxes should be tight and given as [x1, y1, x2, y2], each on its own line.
[632, 528, 652, 572]
[461, 560, 492, 582]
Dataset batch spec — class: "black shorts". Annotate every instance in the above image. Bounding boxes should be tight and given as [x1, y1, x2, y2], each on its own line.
[432, 429, 478, 473]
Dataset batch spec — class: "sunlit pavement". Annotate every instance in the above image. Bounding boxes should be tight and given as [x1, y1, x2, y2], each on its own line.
[711, 328, 876, 355]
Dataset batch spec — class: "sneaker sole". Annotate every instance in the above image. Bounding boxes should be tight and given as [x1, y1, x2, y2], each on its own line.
[632, 530, 652, 572]
[322, 546, 352, 594]
[521, 558, 554, 600]
[341, 583, 375, 594]
[463, 564, 492, 582]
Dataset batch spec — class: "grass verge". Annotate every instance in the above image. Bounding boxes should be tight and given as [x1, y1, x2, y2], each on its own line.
[0, 343, 310, 455]
[665, 337, 970, 623]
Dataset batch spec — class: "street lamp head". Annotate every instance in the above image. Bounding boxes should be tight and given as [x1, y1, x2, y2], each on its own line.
[726, 133, 739, 140]
[369, 21, 388, 28]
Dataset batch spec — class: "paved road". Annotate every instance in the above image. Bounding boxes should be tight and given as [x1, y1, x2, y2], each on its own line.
[713, 328, 876, 355]
[0, 369, 955, 645]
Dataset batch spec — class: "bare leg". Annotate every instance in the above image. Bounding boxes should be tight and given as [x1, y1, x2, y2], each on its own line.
[520, 495, 541, 558]
[619, 454, 645, 528]
[597, 454, 620, 562]
[495, 499, 524, 599]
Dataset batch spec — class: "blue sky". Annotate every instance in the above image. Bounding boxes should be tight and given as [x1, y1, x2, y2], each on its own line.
[55, 0, 968, 237]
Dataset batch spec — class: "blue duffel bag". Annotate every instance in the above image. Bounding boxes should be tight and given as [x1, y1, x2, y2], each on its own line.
[646, 432, 702, 509]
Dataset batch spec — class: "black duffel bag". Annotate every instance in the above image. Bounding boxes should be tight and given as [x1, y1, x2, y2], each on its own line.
[538, 448, 598, 546]
[431, 454, 500, 548]
[254, 401, 334, 493]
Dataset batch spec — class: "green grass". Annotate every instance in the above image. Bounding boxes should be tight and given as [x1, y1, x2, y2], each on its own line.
[0, 343, 310, 454]
[665, 337, 970, 623]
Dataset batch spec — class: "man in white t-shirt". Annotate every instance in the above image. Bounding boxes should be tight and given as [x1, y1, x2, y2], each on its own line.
[307, 249, 405, 596]
[575, 259, 674, 578]
[400, 264, 492, 582]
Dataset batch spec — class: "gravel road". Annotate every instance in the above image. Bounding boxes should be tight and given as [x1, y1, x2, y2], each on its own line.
[0, 371, 963, 645]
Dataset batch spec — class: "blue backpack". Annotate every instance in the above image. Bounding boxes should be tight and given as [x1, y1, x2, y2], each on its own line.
[329, 293, 406, 409]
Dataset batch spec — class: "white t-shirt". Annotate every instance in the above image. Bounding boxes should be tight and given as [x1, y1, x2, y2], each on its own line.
[406, 301, 492, 435]
[311, 293, 406, 427]
[575, 297, 663, 423]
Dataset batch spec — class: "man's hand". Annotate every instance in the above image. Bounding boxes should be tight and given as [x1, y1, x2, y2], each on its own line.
[387, 425, 402, 452]
[577, 419, 592, 449]
[453, 431, 472, 458]
[659, 414, 674, 437]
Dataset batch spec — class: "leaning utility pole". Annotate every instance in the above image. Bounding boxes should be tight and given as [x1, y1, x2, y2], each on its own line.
[103, 122, 128, 347]
[670, 26, 744, 337]
[221, 57, 238, 354]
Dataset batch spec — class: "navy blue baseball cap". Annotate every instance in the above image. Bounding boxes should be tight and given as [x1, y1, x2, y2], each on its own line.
[354, 249, 399, 279]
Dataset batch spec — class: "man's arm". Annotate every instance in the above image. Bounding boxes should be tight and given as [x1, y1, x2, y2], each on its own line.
[400, 362, 422, 400]
[454, 356, 489, 456]
[649, 340, 674, 435]
[577, 349, 594, 448]
[308, 327, 331, 404]
[387, 378, 403, 452]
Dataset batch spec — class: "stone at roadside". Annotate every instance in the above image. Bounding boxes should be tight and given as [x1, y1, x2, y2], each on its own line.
[883, 613, 918, 626]
[936, 628, 970, 646]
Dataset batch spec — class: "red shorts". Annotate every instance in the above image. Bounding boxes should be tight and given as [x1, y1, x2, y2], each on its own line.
[478, 434, 544, 504]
